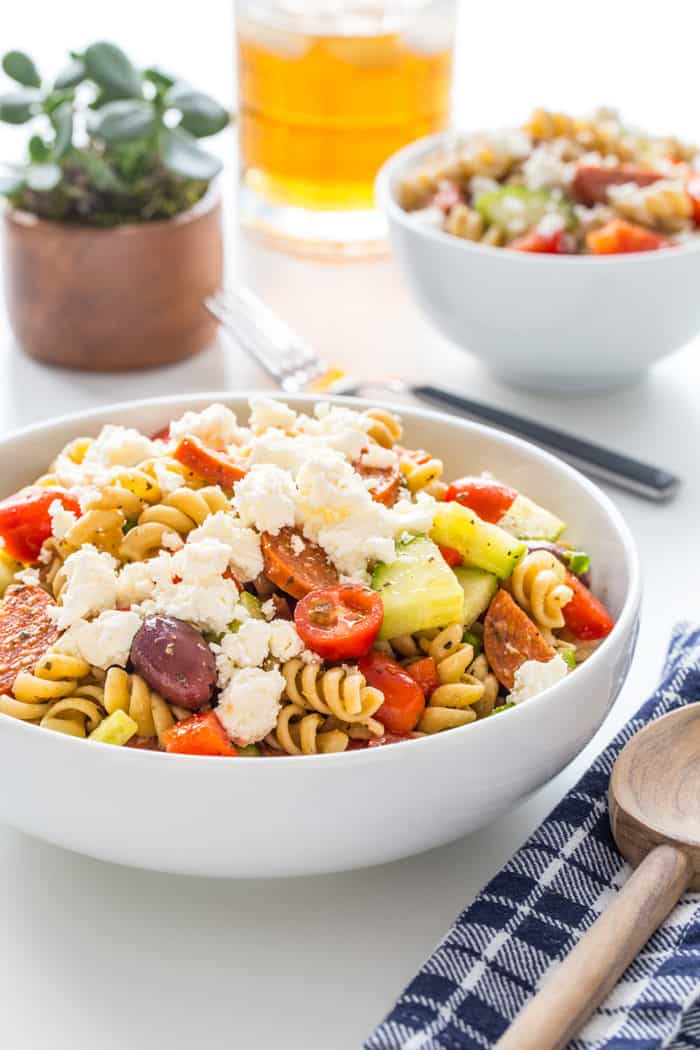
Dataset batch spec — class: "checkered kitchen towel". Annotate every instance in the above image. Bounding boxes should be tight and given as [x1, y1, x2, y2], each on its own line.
[366, 623, 700, 1050]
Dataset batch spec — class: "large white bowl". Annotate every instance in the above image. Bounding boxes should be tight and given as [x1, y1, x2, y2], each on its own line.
[0, 394, 640, 877]
[376, 133, 700, 394]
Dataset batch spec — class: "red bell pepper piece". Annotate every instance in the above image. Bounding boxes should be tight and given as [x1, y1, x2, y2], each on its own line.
[163, 711, 238, 757]
[562, 573, 615, 641]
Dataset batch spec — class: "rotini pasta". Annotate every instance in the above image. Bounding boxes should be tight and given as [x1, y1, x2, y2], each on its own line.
[414, 624, 484, 734]
[510, 550, 573, 631]
[101, 667, 187, 743]
[281, 659, 384, 736]
[609, 180, 693, 233]
[266, 703, 349, 755]
[363, 408, 403, 449]
[398, 449, 446, 498]
[0, 651, 102, 737]
[118, 485, 230, 561]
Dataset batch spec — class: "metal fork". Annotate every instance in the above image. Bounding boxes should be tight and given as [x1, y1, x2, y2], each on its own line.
[205, 287, 681, 502]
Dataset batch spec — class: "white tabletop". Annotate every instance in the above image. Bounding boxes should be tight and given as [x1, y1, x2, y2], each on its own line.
[2, 3, 700, 1048]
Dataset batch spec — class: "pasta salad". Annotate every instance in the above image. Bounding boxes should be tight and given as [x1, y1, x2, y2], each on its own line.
[0, 399, 614, 757]
[399, 108, 700, 254]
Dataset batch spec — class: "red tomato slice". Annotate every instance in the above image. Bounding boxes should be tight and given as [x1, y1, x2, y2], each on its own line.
[438, 544, 463, 568]
[562, 573, 615, 641]
[511, 229, 575, 254]
[444, 477, 517, 524]
[586, 219, 671, 255]
[0, 486, 81, 563]
[173, 436, 246, 490]
[150, 424, 171, 442]
[687, 178, 700, 226]
[163, 711, 238, 757]
[404, 657, 440, 698]
[295, 583, 383, 661]
[358, 651, 426, 734]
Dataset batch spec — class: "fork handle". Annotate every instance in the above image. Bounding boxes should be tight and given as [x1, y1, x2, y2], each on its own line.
[412, 385, 680, 502]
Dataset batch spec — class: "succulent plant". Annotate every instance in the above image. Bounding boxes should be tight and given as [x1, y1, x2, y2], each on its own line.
[0, 42, 230, 225]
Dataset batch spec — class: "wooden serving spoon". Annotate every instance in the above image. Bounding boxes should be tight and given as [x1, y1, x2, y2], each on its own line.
[495, 704, 700, 1050]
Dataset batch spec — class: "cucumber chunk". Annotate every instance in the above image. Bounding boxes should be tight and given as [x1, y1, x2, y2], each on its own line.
[475, 186, 570, 235]
[372, 536, 464, 641]
[431, 503, 526, 580]
[454, 566, 498, 626]
[89, 710, 138, 746]
[497, 494, 565, 541]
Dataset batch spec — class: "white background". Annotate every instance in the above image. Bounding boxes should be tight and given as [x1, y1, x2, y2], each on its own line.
[1, 3, 699, 1048]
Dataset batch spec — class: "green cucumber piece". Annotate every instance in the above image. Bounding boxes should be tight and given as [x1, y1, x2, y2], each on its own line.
[431, 503, 526, 580]
[372, 535, 464, 641]
[453, 566, 498, 627]
[239, 592, 264, 619]
[475, 186, 570, 234]
[497, 494, 565, 541]
[89, 710, 138, 746]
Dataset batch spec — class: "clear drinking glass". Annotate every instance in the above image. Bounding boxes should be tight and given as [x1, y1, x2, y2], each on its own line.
[235, 0, 456, 257]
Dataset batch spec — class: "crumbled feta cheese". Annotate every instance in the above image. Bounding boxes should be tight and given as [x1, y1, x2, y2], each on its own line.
[215, 667, 285, 745]
[297, 404, 371, 460]
[187, 511, 263, 582]
[247, 429, 316, 474]
[49, 544, 119, 629]
[55, 610, 141, 670]
[133, 538, 241, 635]
[151, 460, 185, 495]
[161, 530, 183, 552]
[169, 403, 240, 447]
[290, 533, 305, 556]
[470, 175, 500, 202]
[523, 145, 570, 191]
[217, 620, 273, 677]
[248, 396, 297, 434]
[268, 620, 304, 662]
[233, 464, 297, 535]
[361, 445, 398, 470]
[536, 211, 566, 237]
[49, 499, 78, 541]
[116, 560, 155, 608]
[52, 426, 157, 487]
[485, 127, 531, 159]
[261, 599, 276, 621]
[391, 492, 438, 535]
[508, 655, 569, 704]
[14, 567, 40, 586]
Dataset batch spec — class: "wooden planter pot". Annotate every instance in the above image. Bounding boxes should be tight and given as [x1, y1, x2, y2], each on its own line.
[1, 185, 223, 371]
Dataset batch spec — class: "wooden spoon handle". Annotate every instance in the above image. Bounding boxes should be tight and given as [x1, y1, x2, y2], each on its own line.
[494, 844, 692, 1050]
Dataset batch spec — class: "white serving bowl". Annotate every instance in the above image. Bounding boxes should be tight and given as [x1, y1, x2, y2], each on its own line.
[0, 394, 640, 877]
[376, 133, 700, 394]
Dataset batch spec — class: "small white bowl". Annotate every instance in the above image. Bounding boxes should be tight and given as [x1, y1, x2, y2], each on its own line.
[376, 133, 700, 394]
[0, 394, 640, 877]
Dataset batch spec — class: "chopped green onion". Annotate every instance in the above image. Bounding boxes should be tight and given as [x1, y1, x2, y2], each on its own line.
[236, 744, 260, 757]
[487, 702, 516, 717]
[239, 592, 264, 619]
[462, 629, 482, 655]
[560, 648, 577, 670]
[565, 550, 590, 576]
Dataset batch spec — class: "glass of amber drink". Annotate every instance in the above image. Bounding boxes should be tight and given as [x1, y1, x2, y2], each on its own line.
[235, 0, 456, 257]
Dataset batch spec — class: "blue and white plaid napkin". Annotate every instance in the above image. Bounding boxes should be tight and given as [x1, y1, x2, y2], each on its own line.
[366, 623, 700, 1050]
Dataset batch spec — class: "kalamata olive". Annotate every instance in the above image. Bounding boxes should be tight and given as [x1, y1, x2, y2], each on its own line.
[129, 616, 216, 710]
[527, 541, 592, 588]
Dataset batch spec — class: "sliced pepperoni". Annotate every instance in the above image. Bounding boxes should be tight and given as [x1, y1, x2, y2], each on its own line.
[353, 458, 401, 507]
[173, 436, 246, 490]
[571, 164, 663, 206]
[0, 585, 59, 695]
[483, 589, 555, 690]
[261, 527, 338, 600]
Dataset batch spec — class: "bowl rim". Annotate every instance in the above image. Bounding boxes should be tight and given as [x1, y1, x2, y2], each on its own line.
[0, 391, 642, 768]
[375, 131, 700, 265]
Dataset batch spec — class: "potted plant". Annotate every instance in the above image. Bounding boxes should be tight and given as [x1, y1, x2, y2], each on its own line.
[0, 42, 229, 371]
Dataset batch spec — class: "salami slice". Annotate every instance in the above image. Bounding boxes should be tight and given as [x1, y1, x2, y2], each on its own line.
[483, 589, 555, 690]
[261, 528, 338, 600]
[0, 585, 59, 695]
[353, 459, 401, 507]
[571, 164, 662, 206]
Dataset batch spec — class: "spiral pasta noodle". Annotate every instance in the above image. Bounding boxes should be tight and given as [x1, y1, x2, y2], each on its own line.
[412, 624, 485, 733]
[609, 180, 693, 233]
[118, 485, 230, 562]
[0, 652, 103, 737]
[398, 449, 446, 498]
[510, 550, 573, 630]
[266, 703, 349, 756]
[444, 203, 484, 241]
[281, 659, 384, 736]
[526, 109, 633, 158]
[363, 409, 403, 449]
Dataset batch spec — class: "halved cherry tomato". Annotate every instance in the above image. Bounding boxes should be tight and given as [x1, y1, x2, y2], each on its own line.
[262, 527, 338, 600]
[511, 228, 575, 254]
[586, 219, 671, 255]
[687, 178, 700, 226]
[0, 486, 81, 563]
[562, 573, 615, 641]
[358, 650, 426, 734]
[150, 424, 171, 442]
[444, 477, 517, 524]
[353, 458, 401, 507]
[295, 583, 384, 661]
[438, 544, 463, 568]
[173, 436, 246, 490]
[163, 711, 238, 757]
[404, 656, 440, 698]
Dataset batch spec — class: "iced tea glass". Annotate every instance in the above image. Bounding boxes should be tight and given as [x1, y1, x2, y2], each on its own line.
[235, 0, 456, 257]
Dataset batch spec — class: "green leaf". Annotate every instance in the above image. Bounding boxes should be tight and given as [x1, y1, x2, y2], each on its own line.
[160, 128, 221, 180]
[28, 135, 50, 163]
[0, 166, 25, 195]
[84, 41, 142, 99]
[51, 102, 73, 158]
[2, 50, 41, 88]
[0, 89, 39, 124]
[26, 163, 62, 192]
[144, 66, 176, 91]
[68, 147, 126, 191]
[166, 84, 229, 138]
[90, 99, 156, 144]
[43, 89, 74, 117]
[54, 58, 85, 90]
